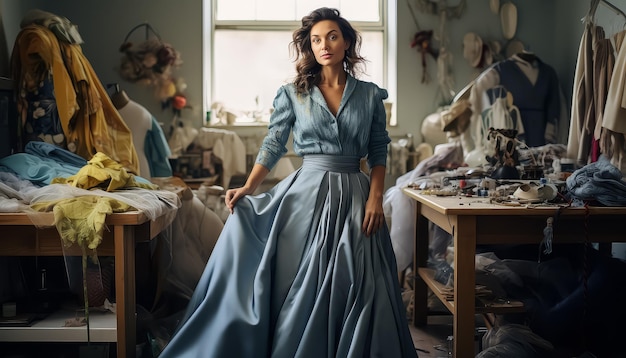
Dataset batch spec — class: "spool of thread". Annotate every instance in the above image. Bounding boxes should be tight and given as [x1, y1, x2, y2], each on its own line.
[2, 302, 16, 317]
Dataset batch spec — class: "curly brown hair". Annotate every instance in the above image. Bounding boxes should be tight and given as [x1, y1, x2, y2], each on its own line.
[290, 7, 366, 95]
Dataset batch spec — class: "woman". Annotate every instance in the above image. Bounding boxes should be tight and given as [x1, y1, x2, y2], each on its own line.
[159, 7, 417, 357]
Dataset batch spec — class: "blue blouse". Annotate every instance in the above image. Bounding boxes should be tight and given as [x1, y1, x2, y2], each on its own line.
[256, 75, 390, 170]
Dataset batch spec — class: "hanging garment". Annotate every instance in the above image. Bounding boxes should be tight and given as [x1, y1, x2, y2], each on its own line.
[601, 28, 626, 173]
[470, 54, 562, 153]
[568, 20, 595, 164]
[145, 116, 173, 178]
[481, 86, 524, 135]
[21, 75, 67, 147]
[193, 127, 247, 189]
[11, 24, 139, 174]
[492, 57, 560, 147]
[588, 26, 616, 162]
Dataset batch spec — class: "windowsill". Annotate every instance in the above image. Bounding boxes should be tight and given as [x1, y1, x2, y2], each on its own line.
[208, 123, 398, 129]
[206, 122, 269, 130]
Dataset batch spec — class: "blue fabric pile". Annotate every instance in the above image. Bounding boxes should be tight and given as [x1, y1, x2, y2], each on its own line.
[566, 155, 626, 206]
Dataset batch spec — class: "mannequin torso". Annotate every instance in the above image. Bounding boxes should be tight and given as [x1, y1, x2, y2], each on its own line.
[112, 91, 152, 178]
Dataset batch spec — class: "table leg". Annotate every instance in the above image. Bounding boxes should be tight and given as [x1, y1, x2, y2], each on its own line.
[413, 201, 429, 326]
[452, 215, 477, 358]
[114, 225, 136, 358]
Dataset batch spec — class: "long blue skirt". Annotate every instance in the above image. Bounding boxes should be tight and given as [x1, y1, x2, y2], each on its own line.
[159, 155, 417, 357]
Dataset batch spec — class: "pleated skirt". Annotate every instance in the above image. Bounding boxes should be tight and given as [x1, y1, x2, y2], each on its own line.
[159, 155, 417, 358]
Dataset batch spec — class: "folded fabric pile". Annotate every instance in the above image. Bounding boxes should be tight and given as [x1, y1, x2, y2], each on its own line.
[566, 155, 626, 206]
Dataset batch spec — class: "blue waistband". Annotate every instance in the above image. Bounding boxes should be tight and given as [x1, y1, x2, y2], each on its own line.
[302, 155, 361, 173]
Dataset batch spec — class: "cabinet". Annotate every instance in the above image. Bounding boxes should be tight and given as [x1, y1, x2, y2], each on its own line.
[0, 177, 188, 358]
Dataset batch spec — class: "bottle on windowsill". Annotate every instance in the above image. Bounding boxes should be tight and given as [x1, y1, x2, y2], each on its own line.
[406, 133, 415, 152]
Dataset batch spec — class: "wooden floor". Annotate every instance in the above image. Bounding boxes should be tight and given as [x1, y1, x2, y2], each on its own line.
[409, 313, 490, 357]
[409, 315, 454, 357]
[401, 269, 457, 357]
[402, 275, 486, 357]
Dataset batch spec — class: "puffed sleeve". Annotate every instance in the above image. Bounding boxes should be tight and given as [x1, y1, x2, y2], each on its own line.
[255, 86, 296, 170]
[367, 86, 391, 168]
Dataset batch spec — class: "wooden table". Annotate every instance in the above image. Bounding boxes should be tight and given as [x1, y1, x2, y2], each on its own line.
[402, 188, 626, 357]
[0, 177, 189, 358]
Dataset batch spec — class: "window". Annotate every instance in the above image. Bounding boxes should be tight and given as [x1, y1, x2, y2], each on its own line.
[203, 0, 396, 125]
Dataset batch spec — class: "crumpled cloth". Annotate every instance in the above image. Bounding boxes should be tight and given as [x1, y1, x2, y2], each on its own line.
[52, 152, 156, 191]
[566, 154, 626, 206]
[32, 195, 132, 250]
[31, 152, 160, 250]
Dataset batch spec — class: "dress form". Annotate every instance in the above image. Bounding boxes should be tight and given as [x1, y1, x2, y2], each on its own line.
[112, 89, 152, 178]
[469, 53, 560, 148]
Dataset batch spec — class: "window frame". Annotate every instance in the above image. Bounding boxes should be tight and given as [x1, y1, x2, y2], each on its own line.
[203, 0, 396, 126]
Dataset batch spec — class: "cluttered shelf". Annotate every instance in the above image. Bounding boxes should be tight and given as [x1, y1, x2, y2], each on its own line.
[0, 211, 159, 357]
[0, 306, 116, 343]
[418, 268, 524, 315]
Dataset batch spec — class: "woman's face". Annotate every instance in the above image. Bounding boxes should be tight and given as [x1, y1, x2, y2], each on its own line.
[310, 20, 349, 68]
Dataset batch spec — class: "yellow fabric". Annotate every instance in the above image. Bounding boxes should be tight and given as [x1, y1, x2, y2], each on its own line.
[31, 196, 132, 250]
[32, 152, 157, 250]
[11, 24, 77, 126]
[11, 24, 140, 174]
[52, 152, 157, 191]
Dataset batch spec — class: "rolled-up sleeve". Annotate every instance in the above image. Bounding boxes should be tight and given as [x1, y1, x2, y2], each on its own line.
[255, 86, 296, 170]
[367, 87, 391, 168]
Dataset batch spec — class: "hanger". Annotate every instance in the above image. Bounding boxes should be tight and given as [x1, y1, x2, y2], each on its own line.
[452, 80, 474, 103]
[600, 0, 626, 19]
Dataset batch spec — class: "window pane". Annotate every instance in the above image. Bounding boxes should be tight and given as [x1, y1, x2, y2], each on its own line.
[295, 0, 341, 19]
[216, 0, 255, 20]
[338, 0, 380, 22]
[213, 30, 384, 117]
[210, 0, 387, 125]
[359, 31, 384, 88]
[257, 0, 295, 20]
[213, 30, 296, 115]
[217, 0, 381, 22]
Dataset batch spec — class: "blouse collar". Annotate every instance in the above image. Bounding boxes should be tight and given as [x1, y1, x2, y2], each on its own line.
[311, 74, 357, 118]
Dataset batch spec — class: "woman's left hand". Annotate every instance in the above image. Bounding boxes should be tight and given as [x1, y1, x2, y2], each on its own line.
[362, 196, 385, 236]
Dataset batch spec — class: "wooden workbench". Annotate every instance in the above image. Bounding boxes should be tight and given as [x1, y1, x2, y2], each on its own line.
[402, 188, 626, 357]
[0, 177, 188, 358]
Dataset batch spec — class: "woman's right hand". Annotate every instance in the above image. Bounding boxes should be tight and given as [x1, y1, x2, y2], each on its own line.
[224, 163, 270, 214]
[224, 186, 254, 214]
